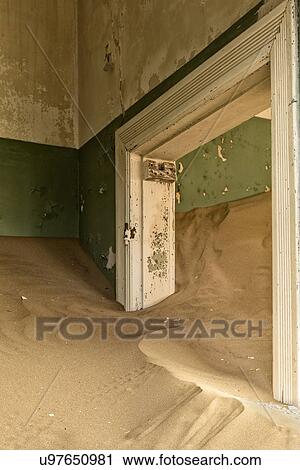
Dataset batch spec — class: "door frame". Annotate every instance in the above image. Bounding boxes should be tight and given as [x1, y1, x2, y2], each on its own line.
[115, 0, 300, 406]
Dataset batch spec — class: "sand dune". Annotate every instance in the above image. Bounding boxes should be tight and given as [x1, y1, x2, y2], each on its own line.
[0, 193, 299, 449]
[139, 193, 300, 448]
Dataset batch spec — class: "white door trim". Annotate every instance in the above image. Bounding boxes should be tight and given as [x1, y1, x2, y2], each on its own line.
[115, 0, 300, 405]
[271, 0, 300, 405]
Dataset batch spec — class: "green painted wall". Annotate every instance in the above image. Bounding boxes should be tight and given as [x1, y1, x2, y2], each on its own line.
[175, 117, 271, 212]
[79, 121, 117, 285]
[0, 138, 78, 238]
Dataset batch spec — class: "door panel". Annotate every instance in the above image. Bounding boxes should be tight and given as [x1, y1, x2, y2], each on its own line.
[125, 153, 175, 311]
[142, 175, 175, 308]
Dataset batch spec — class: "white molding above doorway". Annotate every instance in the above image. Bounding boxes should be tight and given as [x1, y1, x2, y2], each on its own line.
[115, 0, 300, 406]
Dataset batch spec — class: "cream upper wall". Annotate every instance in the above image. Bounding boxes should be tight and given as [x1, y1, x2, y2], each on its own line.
[78, 0, 264, 146]
[0, 0, 282, 149]
[0, 0, 78, 148]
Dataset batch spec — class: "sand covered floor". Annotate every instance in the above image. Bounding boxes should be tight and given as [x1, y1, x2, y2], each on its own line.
[0, 193, 300, 449]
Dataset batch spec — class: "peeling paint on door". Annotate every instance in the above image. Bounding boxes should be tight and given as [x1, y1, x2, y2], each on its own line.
[147, 207, 169, 278]
[142, 176, 175, 308]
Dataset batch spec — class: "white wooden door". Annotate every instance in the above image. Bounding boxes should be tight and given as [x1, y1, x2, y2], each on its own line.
[124, 153, 175, 311]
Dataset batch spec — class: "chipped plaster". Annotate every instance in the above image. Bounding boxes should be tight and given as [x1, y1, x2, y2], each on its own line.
[176, 117, 272, 212]
[106, 246, 116, 270]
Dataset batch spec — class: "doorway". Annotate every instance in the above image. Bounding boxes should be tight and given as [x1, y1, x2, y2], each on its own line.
[115, 1, 300, 406]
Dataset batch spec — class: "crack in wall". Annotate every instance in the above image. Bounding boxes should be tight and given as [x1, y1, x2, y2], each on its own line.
[108, 0, 126, 118]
